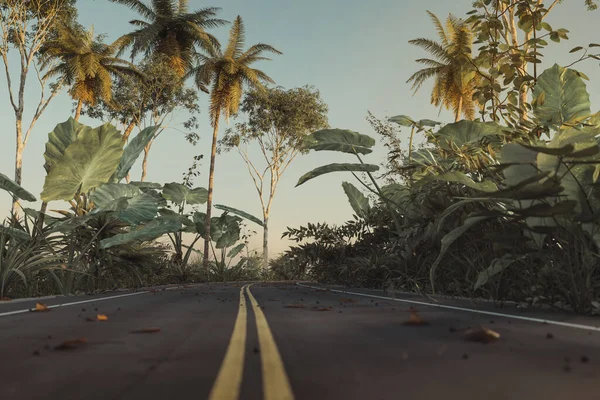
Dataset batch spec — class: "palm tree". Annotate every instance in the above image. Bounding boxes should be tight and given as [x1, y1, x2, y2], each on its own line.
[407, 11, 479, 122]
[189, 15, 281, 271]
[108, 0, 226, 77]
[39, 23, 141, 121]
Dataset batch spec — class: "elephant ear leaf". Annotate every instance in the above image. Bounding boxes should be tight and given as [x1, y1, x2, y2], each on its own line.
[533, 64, 591, 128]
[341, 182, 370, 219]
[303, 129, 376, 154]
[41, 123, 124, 202]
[99, 217, 182, 249]
[0, 172, 36, 201]
[112, 126, 158, 182]
[214, 204, 264, 226]
[162, 183, 208, 206]
[43, 117, 92, 173]
[296, 163, 379, 187]
[90, 183, 158, 225]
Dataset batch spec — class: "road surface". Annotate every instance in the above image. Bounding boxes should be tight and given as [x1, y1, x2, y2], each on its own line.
[1, 282, 600, 400]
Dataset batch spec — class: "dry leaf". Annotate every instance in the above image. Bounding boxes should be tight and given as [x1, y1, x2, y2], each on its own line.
[54, 338, 87, 350]
[33, 302, 50, 312]
[464, 327, 501, 343]
[284, 304, 306, 309]
[85, 317, 95, 322]
[96, 314, 108, 321]
[311, 307, 333, 312]
[1, 297, 11, 301]
[130, 328, 161, 334]
[403, 311, 429, 326]
[339, 298, 356, 303]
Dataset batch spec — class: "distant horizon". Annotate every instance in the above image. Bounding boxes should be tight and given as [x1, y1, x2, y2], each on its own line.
[1, 0, 598, 258]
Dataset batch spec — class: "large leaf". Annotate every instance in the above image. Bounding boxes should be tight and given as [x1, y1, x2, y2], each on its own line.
[227, 243, 245, 259]
[162, 183, 208, 206]
[90, 183, 141, 208]
[99, 217, 182, 249]
[388, 115, 415, 127]
[474, 255, 519, 290]
[130, 181, 162, 190]
[0, 172, 36, 201]
[0, 224, 31, 241]
[91, 184, 158, 225]
[214, 204, 264, 226]
[533, 64, 591, 128]
[304, 129, 376, 155]
[213, 214, 242, 249]
[341, 182, 370, 219]
[434, 120, 504, 149]
[434, 171, 498, 193]
[112, 126, 158, 182]
[41, 123, 124, 202]
[43, 118, 92, 173]
[296, 163, 379, 187]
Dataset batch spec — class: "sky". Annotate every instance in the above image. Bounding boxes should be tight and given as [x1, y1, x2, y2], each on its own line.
[0, 0, 599, 258]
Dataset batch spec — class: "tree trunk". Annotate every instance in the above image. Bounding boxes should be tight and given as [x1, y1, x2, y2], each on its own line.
[141, 141, 152, 182]
[202, 112, 221, 273]
[455, 97, 463, 122]
[262, 214, 269, 269]
[12, 119, 24, 217]
[122, 120, 136, 142]
[74, 99, 83, 122]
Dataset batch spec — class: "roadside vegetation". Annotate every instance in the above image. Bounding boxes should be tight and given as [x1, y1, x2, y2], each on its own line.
[1, 0, 600, 314]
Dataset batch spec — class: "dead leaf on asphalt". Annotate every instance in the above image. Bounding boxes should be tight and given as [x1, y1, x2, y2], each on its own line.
[403, 311, 429, 326]
[311, 306, 333, 311]
[339, 298, 356, 303]
[1, 297, 11, 301]
[96, 314, 108, 321]
[54, 338, 87, 350]
[284, 304, 306, 309]
[464, 327, 501, 343]
[130, 328, 161, 334]
[32, 302, 50, 312]
[85, 317, 95, 322]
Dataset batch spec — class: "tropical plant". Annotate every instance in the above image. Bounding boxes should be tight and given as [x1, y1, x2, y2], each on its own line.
[39, 23, 142, 121]
[407, 11, 480, 122]
[219, 85, 329, 267]
[189, 15, 281, 271]
[109, 0, 226, 77]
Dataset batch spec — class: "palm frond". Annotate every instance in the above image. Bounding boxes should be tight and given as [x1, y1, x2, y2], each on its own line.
[109, 0, 156, 20]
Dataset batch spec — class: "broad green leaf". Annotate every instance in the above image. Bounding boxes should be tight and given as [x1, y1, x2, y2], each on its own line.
[162, 183, 208, 206]
[474, 255, 518, 290]
[0, 224, 31, 241]
[342, 182, 370, 219]
[533, 64, 591, 129]
[417, 119, 441, 127]
[90, 183, 141, 208]
[214, 204, 264, 226]
[500, 143, 540, 187]
[192, 211, 207, 235]
[388, 115, 415, 127]
[304, 129, 376, 155]
[434, 120, 504, 149]
[112, 126, 158, 182]
[211, 214, 242, 248]
[433, 171, 498, 193]
[129, 181, 162, 190]
[41, 123, 124, 202]
[118, 193, 158, 225]
[227, 243, 245, 259]
[296, 163, 379, 187]
[43, 118, 92, 173]
[99, 217, 182, 249]
[0, 172, 36, 201]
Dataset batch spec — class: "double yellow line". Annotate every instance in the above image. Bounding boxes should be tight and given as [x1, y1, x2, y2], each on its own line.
[208, 284, 295, 400]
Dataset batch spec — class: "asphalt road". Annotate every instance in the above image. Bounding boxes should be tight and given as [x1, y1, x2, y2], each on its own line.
[1, 282, 600, 400]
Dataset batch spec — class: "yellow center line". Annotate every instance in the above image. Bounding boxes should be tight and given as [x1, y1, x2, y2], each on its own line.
[208, 285, 248, 400]
[246, 284, 295, 400]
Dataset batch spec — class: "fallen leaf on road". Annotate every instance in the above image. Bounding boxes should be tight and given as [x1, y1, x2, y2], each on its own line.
[130, 328, 161, 334]
[96, 314, 108, 321]
[339, 298, 356, 303]
[54, 338, 87, 350]
[284, 304, 306, 309]
[32, 302, 50, 312]
[1, 297, 11, 301]
[311, 307, 333, 311]
[85, 317, 95, 322]
[403, 311, 429, 326]
[464, 327, 500, 343]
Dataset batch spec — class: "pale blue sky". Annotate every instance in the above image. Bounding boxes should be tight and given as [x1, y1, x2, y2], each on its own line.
[0, 0, 598, 256]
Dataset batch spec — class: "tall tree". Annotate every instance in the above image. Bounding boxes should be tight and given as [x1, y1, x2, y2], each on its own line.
[220, 86, 329, 267]
[407, 11, 480, 122]
[108, 0, 226, 77]
[0, 0, 76, 215]
[190, 15, 281, 271]
[39, 23, 142, 121]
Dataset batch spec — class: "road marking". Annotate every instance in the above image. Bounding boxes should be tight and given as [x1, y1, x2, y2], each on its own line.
[208, 285, 248, 400]
[246, 284, 295, 400]
[296, 283, 600, 333]
[0, 291, 149, 318]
